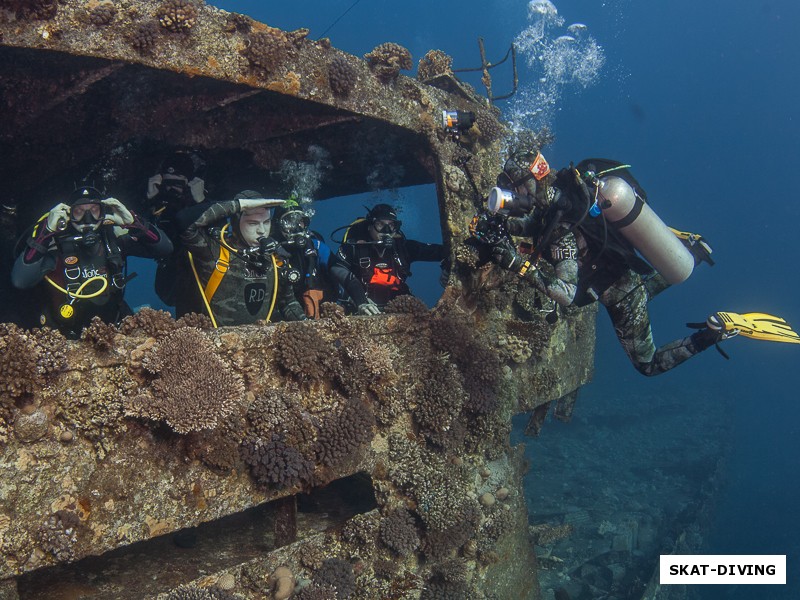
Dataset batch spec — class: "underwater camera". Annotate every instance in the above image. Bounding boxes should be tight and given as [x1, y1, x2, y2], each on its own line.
[487, 187, 535, 217]
[441, 110, 476, 139]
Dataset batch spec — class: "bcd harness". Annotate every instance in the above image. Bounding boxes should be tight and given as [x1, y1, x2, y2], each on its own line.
[528, 161, 656, 306]
[187, 224, 279, 328]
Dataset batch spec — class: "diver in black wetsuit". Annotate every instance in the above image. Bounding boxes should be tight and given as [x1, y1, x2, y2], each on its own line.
[12, 187, 172, 338]
[484, 150, 722, 376]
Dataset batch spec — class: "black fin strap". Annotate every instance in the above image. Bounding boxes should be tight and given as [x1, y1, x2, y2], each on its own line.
[686, 321, 707, 330]
[714, 343, 730, 360]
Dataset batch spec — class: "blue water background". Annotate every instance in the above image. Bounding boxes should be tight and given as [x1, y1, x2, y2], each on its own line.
[136, 1, 797, 596]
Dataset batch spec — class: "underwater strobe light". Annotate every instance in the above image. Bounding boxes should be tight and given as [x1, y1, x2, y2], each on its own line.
[441, 110, 476, 136]
[487, 187, 534, 216]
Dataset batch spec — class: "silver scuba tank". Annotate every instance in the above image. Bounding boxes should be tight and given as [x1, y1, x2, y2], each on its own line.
[595, 176, 694, 284]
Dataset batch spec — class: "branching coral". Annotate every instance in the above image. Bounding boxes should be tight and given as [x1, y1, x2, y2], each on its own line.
[417, 49, 453, 82]
[131, 22, 161, 54]
[413, 359, 466, 434]
[119, 307, 177, 338]
[294, 584, 337, 600]
[81, 316, 118, 351]
[156, 0, 198, 34]
[314, 398, 375, 467]
[421, 505, 481, 561]
[243, 30, 292, 74]
[475, 110, 505, 142]
[380, 508, 420, 556]
[1, 0, 58, 20]
[87, 2, 116, 26]
[328, 55, 357, 97]
[384, 294, 429, 317]
[313, 558, 356, 599]
[37, 510, 80, 561]
[0, 324, 65, 404]
[125, 328, 243, 433]
[240, 434, 314, 490]
[272, 322, 339, 387]
[164, 586, 237, 600]
[175, 312, 213, 330]
[364, 42, 412, 82]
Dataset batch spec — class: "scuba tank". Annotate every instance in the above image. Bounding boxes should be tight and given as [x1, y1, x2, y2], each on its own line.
[591, 176, 694, 285]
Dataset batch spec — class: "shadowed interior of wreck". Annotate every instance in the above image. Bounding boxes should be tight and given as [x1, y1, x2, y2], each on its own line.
[17, 474, 377, 599]
[0, 45, 438, 224]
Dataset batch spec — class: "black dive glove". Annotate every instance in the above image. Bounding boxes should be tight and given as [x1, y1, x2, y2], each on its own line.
[491, 239, 536, 278]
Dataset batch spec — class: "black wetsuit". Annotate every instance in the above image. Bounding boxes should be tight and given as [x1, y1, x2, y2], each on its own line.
[331, 222, 444, 309]
[180, 200, 305, 326]
[12, 217, 172, 338]
[506, 183, 716, 377]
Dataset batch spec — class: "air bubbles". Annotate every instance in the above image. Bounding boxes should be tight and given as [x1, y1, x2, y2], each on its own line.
[510, 1, 605, 132]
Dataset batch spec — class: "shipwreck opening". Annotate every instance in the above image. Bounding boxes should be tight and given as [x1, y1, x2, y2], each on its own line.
[0, 44, 448, 323]
[16, 473, 377, 600]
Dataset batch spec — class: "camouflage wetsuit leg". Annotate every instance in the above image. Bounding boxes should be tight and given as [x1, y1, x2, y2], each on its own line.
[599, 270, 714, 376]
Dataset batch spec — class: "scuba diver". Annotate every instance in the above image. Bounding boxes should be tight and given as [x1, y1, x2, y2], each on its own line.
[476, 149, 799, 376]
[11, 186, 172, 339]
[272, 198, 334, 320]
[143, 150, 207, 311]
[178, 190, 306, 327]
[330, 203, 445, 315]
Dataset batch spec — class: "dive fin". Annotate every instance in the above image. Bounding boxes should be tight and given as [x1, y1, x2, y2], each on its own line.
[710, 312, 800, 344]
[669, 227, 715, 266]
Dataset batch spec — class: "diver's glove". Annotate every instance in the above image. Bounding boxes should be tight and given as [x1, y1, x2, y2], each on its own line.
[357, 299, 381, 316]
[102, 198, 135, 226]
[301, 289, 324, 320]
[45, 203, 70, 232]
[238, 198, 284, 211]
[491, 239, 537, 277]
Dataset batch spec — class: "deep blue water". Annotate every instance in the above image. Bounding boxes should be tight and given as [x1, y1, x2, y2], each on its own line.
[21, 0, 800, 597]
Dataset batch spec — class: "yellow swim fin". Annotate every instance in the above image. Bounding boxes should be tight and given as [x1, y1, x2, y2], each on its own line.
[709, 312, 800, 344]
[669, 227, 715, 266]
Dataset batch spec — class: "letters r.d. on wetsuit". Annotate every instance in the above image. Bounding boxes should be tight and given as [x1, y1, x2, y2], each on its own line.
[179, 190, 305, 326]
[331, 204, 444, 315]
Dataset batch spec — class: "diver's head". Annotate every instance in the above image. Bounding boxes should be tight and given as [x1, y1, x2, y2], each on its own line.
[68, 186, 105, 233]
[232, 190, 272, 248]
[498, 149, 551, 207]
[152, 151, 196, 204]
[366, 204, 401, 244]
[274, 200, 311, 246]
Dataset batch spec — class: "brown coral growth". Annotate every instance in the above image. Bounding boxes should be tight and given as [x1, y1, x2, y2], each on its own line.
[240, 434, 314, 490]
[243, 30, 292, 74]
[313, 558, 356, 599]
[272, 322, 339, 387]
[119, 307, 177, 338]
[0, 324, 65, 404]
[365, 42, 412, 83]
[315, 398, 375, 467]
[81, 316, 118, 351]
[1, 0, 58, 20]
[131, 22, 161, 54]
[126, 328, 244, 433]
[328, 55, 357, 97]
[88, 2, 116, 26]
[417, 49, 453, 82]
[380, 508, 421, 556]
[156, 0, 198, 34]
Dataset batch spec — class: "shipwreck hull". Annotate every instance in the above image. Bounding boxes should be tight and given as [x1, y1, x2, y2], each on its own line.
[1, 2, 596, 598]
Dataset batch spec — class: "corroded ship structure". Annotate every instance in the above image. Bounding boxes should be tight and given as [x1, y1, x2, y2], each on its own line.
[0, 2, 595, 598]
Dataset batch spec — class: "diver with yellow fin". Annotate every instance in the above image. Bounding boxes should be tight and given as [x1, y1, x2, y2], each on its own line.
[695, 312, 800, 344]
[479, 149, 798, 376]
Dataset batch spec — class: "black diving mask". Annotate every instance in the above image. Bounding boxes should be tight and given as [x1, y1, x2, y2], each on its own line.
[373, 219, 401, 235]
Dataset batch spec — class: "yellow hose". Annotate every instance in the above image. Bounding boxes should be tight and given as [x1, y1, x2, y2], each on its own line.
[44, 275, 108, 299]
[187, 251, 219, 329]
